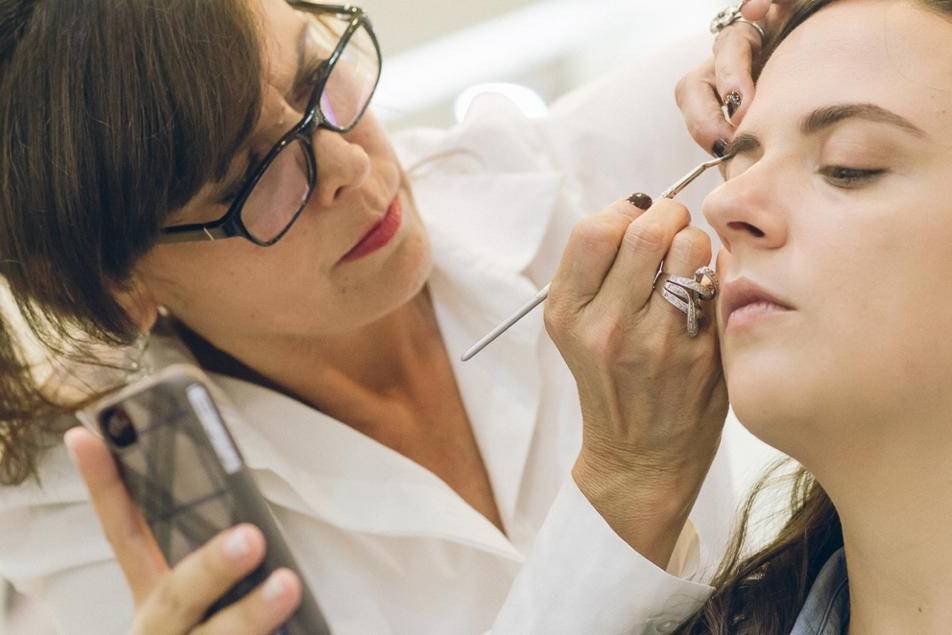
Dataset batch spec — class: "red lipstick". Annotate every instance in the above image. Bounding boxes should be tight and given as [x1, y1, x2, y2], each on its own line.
[340, 196, 403, 264]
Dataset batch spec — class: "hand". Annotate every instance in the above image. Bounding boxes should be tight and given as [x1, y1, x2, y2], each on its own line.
[64, 427, 302, 634]
[544, 196, 728, 567]
[676, 0, 796, 156]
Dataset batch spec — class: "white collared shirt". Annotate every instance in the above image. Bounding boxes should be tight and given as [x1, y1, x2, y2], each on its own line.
[0, 34, 726, 634]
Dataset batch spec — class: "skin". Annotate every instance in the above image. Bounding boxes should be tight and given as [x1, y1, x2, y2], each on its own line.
[676, 0, 796, 154]
[66, 0, 728, 630]
[703, 1, 952, 631]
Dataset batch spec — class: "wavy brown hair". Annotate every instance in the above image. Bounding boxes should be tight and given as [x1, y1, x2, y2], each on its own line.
[675, 1, 952, 632]
[0, 0, 263, 485]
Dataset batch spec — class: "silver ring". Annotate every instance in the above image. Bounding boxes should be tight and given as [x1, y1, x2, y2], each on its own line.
[710, 3, 767, 41]
[656, 266, 720, 338]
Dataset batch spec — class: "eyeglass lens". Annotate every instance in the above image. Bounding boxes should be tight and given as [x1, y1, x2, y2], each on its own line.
[240, 13, 379, 243]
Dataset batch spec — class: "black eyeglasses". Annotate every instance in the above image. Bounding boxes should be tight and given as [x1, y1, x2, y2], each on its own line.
[159, 2, 382, 246]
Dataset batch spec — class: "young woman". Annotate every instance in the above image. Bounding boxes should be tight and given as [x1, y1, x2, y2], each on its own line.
[650, 0, 952, 631]
[0, 1, 735, 632]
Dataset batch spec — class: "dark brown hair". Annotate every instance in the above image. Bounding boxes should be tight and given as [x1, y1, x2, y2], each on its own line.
[0, 0, 263, 484]
[676, 1, 952, 632]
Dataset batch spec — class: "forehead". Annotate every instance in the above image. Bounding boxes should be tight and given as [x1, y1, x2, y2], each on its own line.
[256, 0, 306, 92]
[745, 0, 952, 139]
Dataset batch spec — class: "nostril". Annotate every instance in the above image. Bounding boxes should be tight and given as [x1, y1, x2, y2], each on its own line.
[728, 221, 765, 238]
[333, 185, 345, 201]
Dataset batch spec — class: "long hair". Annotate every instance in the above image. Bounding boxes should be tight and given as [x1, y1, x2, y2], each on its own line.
[0, 0, 263, 484]
[675, 1, 952, 632]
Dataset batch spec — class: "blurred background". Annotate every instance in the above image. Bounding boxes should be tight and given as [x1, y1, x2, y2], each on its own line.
[2, 1, 786, 632]
[367, 0, 725, 131]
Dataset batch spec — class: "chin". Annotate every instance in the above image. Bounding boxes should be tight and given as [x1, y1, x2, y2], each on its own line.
[724, 348, 821, 452]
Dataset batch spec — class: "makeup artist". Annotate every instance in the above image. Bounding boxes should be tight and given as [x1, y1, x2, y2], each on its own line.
[0, 1, 768, 632]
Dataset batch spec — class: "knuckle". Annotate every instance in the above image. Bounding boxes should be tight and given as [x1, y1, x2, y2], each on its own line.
[675, 66, 704, 106]
[623, 220, 667, 254]
[152, 577, 191, 619]
[579, 319, 625, 363]
[670, 227, 712, 264]
[543, 303, 569, 340]
[655, 199, 692, 226]
[570, 216, 609, 247]
[687, 118, 720, 146]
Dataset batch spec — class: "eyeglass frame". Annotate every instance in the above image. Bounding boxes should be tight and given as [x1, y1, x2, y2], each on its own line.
[158, 2, 382, 247]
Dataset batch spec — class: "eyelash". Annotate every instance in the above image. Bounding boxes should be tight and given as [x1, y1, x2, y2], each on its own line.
[818, 166, 886, 187]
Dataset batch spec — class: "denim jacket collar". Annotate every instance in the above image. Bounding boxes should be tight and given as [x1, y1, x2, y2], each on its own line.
[790, 547, 851, 635]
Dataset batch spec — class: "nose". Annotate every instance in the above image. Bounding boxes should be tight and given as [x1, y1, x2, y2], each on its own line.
[309, 125, 372, 208]
[701, 160, 788, 253]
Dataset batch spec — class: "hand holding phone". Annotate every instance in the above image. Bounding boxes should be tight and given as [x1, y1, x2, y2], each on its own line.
[66, 365, 329, 634]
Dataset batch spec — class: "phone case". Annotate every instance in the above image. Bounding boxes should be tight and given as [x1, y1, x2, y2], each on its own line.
[85, 364, 330, 634]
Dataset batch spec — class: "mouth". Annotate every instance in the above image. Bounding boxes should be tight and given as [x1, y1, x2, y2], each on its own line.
[339, 194, 403, 264]
[721, 277, 795, 330]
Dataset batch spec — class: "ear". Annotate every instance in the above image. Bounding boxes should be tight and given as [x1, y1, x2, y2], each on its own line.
[112, 273, 161, 333]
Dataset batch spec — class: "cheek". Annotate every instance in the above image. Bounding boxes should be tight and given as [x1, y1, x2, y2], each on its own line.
[724, 196, 952, 453]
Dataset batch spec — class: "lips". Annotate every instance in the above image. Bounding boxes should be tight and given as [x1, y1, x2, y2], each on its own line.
[720, 277, 795, 323]
[339, 195, 403, 264]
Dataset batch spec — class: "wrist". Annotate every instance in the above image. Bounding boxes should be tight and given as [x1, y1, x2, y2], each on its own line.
[572, 449, 705, 569]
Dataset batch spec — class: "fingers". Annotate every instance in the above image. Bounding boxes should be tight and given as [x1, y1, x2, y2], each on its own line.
[675, 59, 734, 157]
[194, 568, 302, 635]
[594, 199, 692, 315]
[135, 524, 273, 633]
[64, 427, 167, 605]
[741, 0, 773, 20]
[712, 25, 763, 126]
[548, 197, 649, 311]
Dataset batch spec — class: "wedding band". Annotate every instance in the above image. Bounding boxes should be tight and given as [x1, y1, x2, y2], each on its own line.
[710, 3, 767, 41]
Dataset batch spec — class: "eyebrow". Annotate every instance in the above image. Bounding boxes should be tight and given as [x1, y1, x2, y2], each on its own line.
[213, 19, 313, 206]
[722, 102, 929, 159]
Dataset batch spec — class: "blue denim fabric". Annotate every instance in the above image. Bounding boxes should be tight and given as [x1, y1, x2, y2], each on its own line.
[790, 548, 850, 634]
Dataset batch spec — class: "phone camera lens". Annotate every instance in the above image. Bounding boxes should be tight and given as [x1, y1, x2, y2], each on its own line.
[102, 408, 138, 448]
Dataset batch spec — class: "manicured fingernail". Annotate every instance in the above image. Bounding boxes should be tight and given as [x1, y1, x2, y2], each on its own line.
[712, 139, 728, 158]
[724, 91, 742, 119]
[627, 192, 653, 210]
[224, 527, 252, 560]
[264, 570, 290, 602]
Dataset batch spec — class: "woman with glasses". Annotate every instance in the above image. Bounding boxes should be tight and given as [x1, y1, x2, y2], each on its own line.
[0, 1, 734, 632]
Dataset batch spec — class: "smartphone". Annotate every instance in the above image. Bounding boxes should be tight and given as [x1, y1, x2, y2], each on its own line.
[82, 364, 331, 634]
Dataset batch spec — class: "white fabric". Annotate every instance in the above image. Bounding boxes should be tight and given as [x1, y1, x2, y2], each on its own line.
[0, 33, 728, 634]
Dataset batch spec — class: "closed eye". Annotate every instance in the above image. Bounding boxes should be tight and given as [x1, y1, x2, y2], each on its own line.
[818, 166, 887, 188]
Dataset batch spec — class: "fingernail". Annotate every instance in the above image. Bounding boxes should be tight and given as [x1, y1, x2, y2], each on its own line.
[724, 91, 742, 119]
[712, 139, 728, 158]
[224, 526, 252, 560]
[627, 192, 653, 210]
[264, 570, 289, 602]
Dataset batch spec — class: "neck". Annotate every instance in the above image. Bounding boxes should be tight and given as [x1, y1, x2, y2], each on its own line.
[178, 286, 451, 428]
[813, 435, 952, 634]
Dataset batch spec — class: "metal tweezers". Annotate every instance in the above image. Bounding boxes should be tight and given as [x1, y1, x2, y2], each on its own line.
[461, 154, 732, 362]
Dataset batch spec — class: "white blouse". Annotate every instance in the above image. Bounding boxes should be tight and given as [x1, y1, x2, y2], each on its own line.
[0, 33, 726, 634]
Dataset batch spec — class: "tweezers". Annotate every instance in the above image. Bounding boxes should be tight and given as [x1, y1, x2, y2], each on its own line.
[460, 154, 732, 362]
